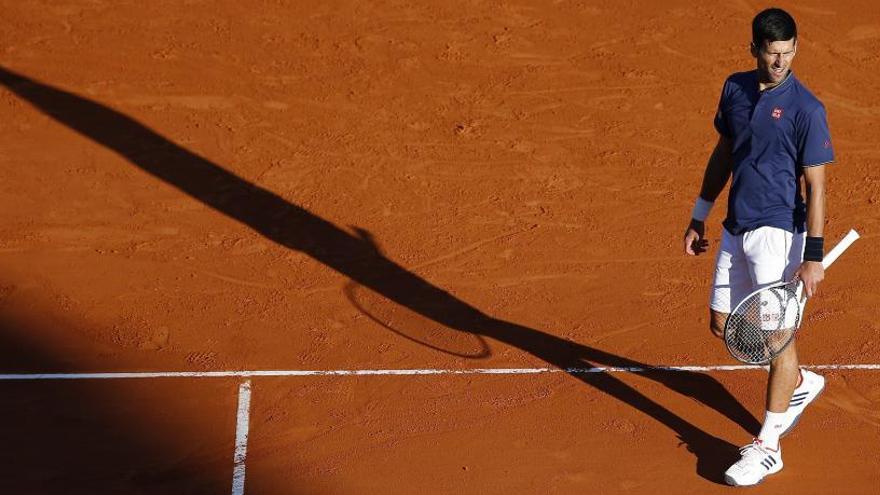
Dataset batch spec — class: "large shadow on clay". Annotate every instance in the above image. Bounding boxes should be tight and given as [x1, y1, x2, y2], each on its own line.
[0, 308, 232, 494]
[0, 66, 757, 483]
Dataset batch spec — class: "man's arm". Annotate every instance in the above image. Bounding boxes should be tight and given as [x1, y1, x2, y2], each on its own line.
[795, 165, 826, 296]
[684, 135, 733, 255]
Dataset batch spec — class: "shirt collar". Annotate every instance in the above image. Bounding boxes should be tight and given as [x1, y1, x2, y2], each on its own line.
[758, 70, 795, 95]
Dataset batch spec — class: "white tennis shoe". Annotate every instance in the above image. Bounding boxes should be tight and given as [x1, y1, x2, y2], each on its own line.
[724, 439, 783, 486]
[781, 369, 825, 437]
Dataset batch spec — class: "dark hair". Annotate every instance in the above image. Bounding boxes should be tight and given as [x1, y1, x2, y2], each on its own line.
[752, 8, 797, 47]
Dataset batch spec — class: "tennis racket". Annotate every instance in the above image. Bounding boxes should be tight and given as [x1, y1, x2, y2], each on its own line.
[724, 229, 860, 364]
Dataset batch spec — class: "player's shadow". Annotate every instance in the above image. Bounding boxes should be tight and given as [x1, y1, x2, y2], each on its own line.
[0, 65, 754, 484]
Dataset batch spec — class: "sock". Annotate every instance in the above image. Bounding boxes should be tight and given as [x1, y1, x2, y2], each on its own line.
[758, 410, 787, 451]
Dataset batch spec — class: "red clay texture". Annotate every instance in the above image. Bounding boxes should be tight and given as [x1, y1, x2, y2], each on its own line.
[0, 1, 878, 493]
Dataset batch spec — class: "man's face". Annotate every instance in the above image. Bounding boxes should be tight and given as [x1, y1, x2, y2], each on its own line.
[753, 38, 797, 86]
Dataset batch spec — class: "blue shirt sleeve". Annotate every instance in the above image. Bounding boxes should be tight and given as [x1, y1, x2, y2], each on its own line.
[799, 105, 834, 166]
[713, 79, 732, 137]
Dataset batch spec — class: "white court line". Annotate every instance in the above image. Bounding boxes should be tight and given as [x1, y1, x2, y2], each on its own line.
[2, 366, 877, 495]
[231, 380, 251, 495]
[0, 364, 878, 380]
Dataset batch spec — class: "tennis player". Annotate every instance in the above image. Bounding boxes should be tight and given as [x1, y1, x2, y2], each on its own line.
[682, 8, 833, 486]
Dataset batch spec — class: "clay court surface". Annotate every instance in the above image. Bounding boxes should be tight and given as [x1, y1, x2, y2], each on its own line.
[1, 0, 879, 493]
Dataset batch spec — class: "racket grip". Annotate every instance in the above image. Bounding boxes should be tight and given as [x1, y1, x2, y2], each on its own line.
[822, 229, 860, 269]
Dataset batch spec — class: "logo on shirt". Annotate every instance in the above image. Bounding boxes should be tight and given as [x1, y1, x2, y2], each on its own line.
[771, 107, 784, 120]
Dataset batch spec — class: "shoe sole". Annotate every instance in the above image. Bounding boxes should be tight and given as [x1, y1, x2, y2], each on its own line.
[780, 379, 825, 438]
[726, 474, 763, 487]
[724, 469, 782, 488]
[725, 463, 784, 487]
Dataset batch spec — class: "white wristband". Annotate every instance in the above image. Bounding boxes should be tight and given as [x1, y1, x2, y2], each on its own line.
[691, 197, 714, 222]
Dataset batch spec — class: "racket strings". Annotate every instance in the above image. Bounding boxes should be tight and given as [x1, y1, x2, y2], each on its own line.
[725, 282, 802, 364]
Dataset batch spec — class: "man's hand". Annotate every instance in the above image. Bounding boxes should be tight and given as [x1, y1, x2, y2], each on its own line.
[794, 261, 825, 298]
[684, 219, 708, 255]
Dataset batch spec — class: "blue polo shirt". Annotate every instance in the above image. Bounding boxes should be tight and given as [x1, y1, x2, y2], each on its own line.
[714, 70, 834, 235]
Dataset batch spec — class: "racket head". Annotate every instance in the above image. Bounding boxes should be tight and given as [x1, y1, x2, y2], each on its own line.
[723, 280, 805, 364]
[343, 282, 491, 359]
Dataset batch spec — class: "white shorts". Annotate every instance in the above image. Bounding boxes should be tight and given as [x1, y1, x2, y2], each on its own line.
[710, 226, 804, 313]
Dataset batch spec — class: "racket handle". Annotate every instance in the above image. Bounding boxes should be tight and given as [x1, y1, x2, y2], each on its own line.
[822, 229, 860, 269]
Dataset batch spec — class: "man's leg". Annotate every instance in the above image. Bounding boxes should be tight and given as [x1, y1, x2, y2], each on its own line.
[748, 228, 821, 447]
[709, 227, 743, 339]
[712, 299, 802, 439]
[756, 340, 799, 452]
[772, 230, 824, 436]
[724, 227, 793, 486]
[767, 340, 799, 414]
